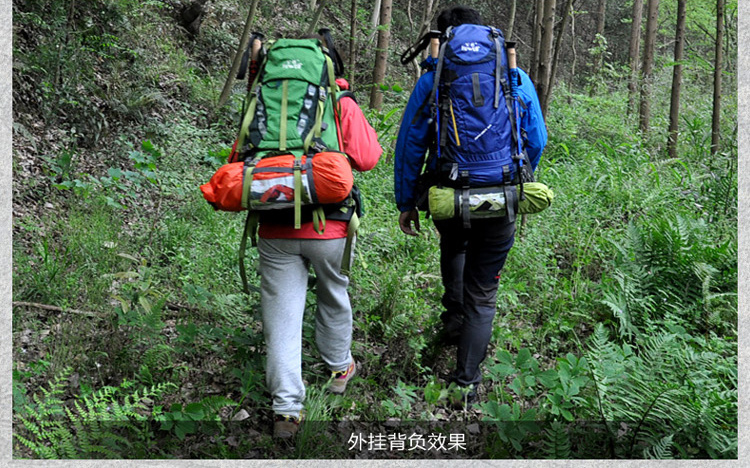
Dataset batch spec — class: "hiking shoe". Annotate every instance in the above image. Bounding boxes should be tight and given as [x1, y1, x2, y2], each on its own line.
[328, 359, 356, 394]
[438, 312, 464, 346]
[437, 324, 462, 346]
[449, 384, 478, 410]
[273, 413, 302, 439]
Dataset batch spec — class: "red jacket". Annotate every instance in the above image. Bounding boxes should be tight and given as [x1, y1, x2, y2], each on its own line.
[259, 79, 382, 239]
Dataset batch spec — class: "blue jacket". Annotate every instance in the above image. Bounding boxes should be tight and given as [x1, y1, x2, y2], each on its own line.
[394, 57, 548, 212]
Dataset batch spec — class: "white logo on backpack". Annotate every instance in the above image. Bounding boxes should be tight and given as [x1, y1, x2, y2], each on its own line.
[282, 59, 303, 70]
[461, 42, 481, 52]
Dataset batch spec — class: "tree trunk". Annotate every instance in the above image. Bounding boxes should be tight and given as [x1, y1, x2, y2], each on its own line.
[369, 0, 392, 109]
[216, 0, 261, 109]
[667, 0, 686, 158]
[638, 0, 659, 134]
[538, 0, 557, 117]
[305, 0, 328, 34]
[507, 0, 518, 41]
[368, 0, 382, 44]
[348, 0, 358, 84]
[530, 0, 545, 83]
[410, 0, 439, 87]
[592, 0, 607, 75]
[570, 7, 577, 77]
[549, 0, 574, 106]
[53, 0, 76, 89]
[627, 0, 644, 116]
[711, 0, 725, 154]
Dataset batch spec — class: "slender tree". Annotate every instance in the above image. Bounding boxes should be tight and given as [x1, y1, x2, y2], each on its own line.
[570, 6, 578, 76]
[409, 0, 440, 87]
[368, 0, 383, 44]
[506, 0, 518, 41]
[348, 0, 358, 84]
[53, 0, 77, 89]
[711, 0, 725, 154]
[627, 0, 644, 116]
[538, 0, 557, 117]
[638, 0, 659, 134]
[592, 0, 607, 75]
[369, 0, 393, 109]
[217, 0, 262, 109]
[549, 0, 574, 105]
[530, 0, 545, 83]
[305, 0, 328, 35]
[667, 0, 686, 158]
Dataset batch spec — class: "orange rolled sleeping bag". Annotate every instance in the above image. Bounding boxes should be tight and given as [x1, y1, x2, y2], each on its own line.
[200, 151, 353, 212]
[200, 162, 245, 211]
[311, 152, 354, 203]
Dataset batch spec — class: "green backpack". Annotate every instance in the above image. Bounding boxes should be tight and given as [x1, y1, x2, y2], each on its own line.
[230, 33, 359, 293]
[236, 37, 343, 158]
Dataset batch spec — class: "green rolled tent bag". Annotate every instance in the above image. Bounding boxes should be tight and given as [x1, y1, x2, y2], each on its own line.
[428, 182, 554, 221]
[519, 182, 555, 214]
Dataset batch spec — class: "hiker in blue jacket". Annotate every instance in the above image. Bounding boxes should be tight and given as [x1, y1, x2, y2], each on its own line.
[394, 6, 547, 406]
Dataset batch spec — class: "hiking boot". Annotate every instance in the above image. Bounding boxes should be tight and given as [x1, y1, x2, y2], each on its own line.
[327, 359, 356, 395]
[438, 311, 464, 346]
[448, 384, 478, 410]
[273, 413, 302, 439]
[437, 323, 462, 346]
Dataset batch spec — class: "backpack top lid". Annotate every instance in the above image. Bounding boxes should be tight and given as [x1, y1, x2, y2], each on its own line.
[261, 38, 330, 85]
[442, 24, 505, 67]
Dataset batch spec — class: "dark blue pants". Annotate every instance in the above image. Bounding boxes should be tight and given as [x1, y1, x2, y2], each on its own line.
[434, 216, 516, 386]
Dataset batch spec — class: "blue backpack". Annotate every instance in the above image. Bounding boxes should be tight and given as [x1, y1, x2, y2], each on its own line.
[429, 24, 522, 189]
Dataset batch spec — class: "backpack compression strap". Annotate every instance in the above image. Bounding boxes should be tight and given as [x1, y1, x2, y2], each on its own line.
[492, 29, 525, 200]
[429, 34, 449, 161]
[239, 211, 260, 295]
[340, 210, 359, 276]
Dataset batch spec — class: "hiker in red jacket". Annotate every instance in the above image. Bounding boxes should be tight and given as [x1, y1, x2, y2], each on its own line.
[260, 74, 382, 438]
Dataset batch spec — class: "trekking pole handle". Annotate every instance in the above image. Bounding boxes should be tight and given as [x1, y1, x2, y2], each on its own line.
[251, 37, 262, 60]
[506, 41, 517, 69]
[429, 30, 441, 58]
[430, 38, 440, 58]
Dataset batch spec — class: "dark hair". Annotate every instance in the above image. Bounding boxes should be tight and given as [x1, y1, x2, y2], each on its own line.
[436, 5, 483, 32]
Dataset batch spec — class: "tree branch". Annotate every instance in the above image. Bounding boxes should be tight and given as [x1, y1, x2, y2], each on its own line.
[13, 301, 104, 318]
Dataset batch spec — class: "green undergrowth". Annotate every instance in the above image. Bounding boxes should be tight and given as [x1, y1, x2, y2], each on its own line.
[13, 83, 737, 458]
[12, 1, 736, 460]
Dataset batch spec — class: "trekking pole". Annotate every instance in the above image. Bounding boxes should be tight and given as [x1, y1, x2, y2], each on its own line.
[506, 42, 528, 234]
[400, 30, 441, 65]
[506, 42, 524, 178]
[246, 34, 264, 91]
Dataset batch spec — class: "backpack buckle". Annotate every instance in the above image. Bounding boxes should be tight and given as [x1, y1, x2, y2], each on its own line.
[448, 163, 459, 181]
[460, 170, 470, 188]
[310, 140, 327, 154]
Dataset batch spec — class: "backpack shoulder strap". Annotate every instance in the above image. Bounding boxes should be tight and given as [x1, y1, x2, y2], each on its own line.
[337, 90, 357, 104]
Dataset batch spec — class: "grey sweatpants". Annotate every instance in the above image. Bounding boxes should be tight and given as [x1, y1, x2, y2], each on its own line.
[258, 237, 353, 417]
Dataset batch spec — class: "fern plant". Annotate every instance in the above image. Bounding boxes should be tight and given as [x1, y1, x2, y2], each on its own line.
[605, 214, 737, 339]
[14, 367, 176, 459]
[583, 324, 736, 459]
[541, 420, 573, 459]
